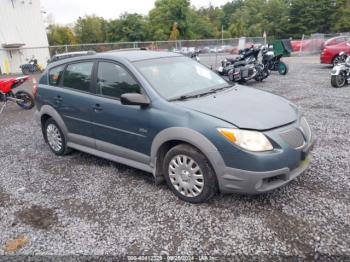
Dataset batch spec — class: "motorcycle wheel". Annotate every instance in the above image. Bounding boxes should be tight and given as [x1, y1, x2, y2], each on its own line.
[255, 75, 264, 82]
[15, 91, 35, 110]
[332, 55, 345, 67]
[331, 75, 346, 88]
[21, 67, 30, 75]
[278, 62, 288, 75]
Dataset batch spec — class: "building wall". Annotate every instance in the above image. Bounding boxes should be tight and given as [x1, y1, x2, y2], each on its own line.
[0, 0, 50, 74]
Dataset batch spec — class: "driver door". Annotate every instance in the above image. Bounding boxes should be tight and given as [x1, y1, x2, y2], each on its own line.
[91, 61, 152, 160]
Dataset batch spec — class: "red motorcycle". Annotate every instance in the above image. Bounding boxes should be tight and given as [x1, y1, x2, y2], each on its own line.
[0, 76, 35, 114]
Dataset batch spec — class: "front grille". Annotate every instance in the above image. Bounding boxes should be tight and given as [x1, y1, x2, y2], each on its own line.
[280, 128, 305, 148]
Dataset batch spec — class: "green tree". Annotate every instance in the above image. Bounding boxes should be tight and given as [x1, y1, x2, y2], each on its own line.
[222, 0, 244, 29]
[263, 0, 289, 39]
[187, 9, 218, 39]
[228, 0, 267, 37]
[331, 0, 350, 32]
[149, 0, 191, 40]
[47, 25, 76, 45]
[287, 0, 338, 38]
[75, 15, 107, 43]
[107, 13, 149, 42]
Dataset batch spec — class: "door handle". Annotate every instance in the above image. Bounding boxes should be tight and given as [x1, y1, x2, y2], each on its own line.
[93, 104, 103, 112]
[54, 95, 63, 102]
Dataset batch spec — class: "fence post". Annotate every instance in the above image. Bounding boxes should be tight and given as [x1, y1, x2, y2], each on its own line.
[299, 34, 304, 56]
[65, 45, 68, 53]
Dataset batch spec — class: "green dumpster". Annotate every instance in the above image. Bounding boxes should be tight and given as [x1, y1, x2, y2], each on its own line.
[273, 40, 292, 57]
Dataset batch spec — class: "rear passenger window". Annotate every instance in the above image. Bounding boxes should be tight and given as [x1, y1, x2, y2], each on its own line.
[39, 72, 48, 85]
[49, 65, 65, 86]
[97, 62, 140, 99]
[63, 62, 93, 92]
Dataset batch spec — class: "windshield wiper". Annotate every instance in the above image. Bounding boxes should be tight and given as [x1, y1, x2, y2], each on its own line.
[169, 85, 234, 102]
[168, 94, 200, 101]
[197, 84, 235, 97]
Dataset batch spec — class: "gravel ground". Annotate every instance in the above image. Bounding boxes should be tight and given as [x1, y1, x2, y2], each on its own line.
[0, 56, 349, 260]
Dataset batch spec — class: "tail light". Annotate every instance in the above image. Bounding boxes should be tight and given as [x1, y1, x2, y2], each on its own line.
[32, 78, 38, 97]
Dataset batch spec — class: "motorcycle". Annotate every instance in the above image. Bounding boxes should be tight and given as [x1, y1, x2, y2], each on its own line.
[190, 51, 200, 62]
[261, 47, 288, 75]
[331, 52, 350, 88]
[0, 76, 35, 114]
[217, 46, 269, 83]
[333, 51, 348, 66]
[20, 58, 43, 75]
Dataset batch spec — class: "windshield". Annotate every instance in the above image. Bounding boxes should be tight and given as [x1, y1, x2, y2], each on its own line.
[134, 56, 228, 100]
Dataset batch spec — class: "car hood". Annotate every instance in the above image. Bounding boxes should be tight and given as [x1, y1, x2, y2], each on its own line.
[176, 85, 298, 130]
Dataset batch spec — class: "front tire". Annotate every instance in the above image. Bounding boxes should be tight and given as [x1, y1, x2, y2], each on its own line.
[163, 144, 218, 203]
[43, 118, 70, 155]
[332, 55, 345, 67]
[331, 75, 346, 88]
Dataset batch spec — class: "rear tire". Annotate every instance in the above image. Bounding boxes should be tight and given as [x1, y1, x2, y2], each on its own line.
[331, 75, 346, 88]
[15, 91, 34, 110]
[278, 61, 288, 75]
[21, 67, 29, 75]
[43, 118, 71, 155]
[163, 144, 218, 203]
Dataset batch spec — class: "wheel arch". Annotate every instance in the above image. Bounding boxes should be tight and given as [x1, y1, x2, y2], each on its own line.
[38, 105, 69, 139]
[332, 54, 341, 65]
[150, 127, 225, 183]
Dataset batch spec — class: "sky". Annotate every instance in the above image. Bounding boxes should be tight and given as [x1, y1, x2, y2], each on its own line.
[41, 0, 230, 25]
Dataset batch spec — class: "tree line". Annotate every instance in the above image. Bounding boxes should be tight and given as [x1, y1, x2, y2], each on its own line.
[47, 0, 350, 45]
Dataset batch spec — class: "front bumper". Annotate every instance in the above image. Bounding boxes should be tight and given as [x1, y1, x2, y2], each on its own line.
[217, 129, 315, 194]
[320, 52, 332, 64]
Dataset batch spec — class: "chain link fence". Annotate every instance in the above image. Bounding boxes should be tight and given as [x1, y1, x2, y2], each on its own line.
[1, 37, 266, 74]
[296, 32, 350, 55]
[48, 37, 266, 69]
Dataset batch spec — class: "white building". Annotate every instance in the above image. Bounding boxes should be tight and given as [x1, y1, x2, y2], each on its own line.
[0, 0, 50, 74]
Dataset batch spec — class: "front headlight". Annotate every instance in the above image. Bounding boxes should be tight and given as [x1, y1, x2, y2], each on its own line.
[217, 128, 273, 152]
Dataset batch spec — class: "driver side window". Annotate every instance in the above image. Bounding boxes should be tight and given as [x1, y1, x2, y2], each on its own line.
[97, 62, 140, 99]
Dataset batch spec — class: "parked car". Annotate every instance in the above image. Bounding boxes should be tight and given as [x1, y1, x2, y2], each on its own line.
[320, 41, 350, 65]
[48, 51, 96, 64]
[35, 51, 314, 203]
[323, 36, 349, 48]
[291, 39, 324, 52]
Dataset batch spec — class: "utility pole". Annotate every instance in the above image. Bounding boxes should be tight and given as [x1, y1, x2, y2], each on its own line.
[221, 25, 224, 46]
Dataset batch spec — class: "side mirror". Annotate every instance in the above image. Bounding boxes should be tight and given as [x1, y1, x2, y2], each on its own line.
[120, 93, 150, 106]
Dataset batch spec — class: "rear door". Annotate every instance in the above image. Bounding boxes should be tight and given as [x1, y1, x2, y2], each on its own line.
[90, 60, 151, 159]
[51, 61, 96, 147]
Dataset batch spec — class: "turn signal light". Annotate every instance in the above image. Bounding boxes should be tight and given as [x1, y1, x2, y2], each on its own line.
[217, 128, 236, 143]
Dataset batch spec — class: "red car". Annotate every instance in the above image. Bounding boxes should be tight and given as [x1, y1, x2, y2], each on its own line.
[291, 39, 324, 52]
[320, 41, 350, 65]
[323, 36, 349, 48]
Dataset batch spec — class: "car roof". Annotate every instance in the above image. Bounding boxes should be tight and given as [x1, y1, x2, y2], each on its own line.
[53, 51, 93, 58]
[102, 50, 182, 62]
[46, 50, 183, 69]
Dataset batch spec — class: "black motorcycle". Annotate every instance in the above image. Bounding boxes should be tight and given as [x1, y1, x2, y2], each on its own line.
[190, 51, 200, 63]
[261, 48, 288, 75]
[217, 46, 269, 83]
[20, 58, 43, 75]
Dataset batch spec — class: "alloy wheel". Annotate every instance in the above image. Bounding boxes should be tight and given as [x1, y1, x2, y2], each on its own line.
[46, 124, 63, 152]
[168, 154, 204, 197]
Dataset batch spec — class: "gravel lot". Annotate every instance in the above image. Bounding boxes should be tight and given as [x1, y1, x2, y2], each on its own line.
[0, 56, 349, 260]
